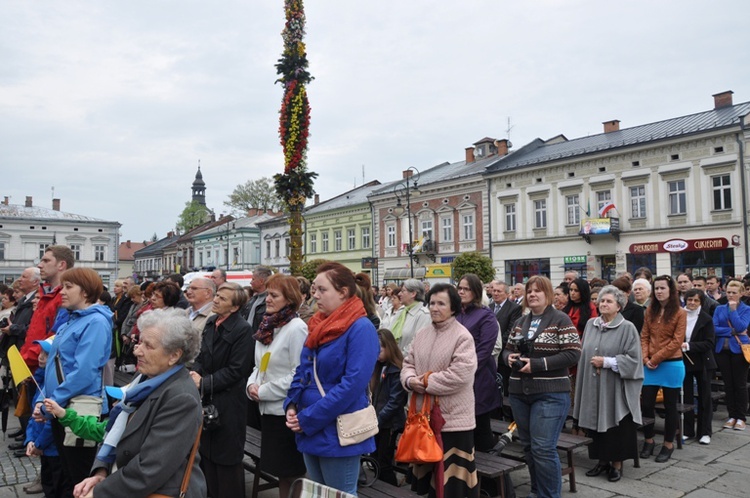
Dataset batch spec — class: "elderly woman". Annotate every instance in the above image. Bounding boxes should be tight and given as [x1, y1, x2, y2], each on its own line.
[502, 276, 581, 498]
[150, 281, 181, 310]
[401, 283, 479, 498]
[632, 278, 652, 308]
[573, 286, 643, 483]
[36, 268, 112, 497]
[394, 279, 431, 355]
[246, 275, 308, 498]
[72, 308, 206, 498]
[284, 262, 379, 495]
[713, 279, 750, 431]
[191, 283, 253, 498]
[640, 275, 686, 463]
[682, 289, 716, 443]
[381, 292, 404, 329]
[456, 273, 501, 452]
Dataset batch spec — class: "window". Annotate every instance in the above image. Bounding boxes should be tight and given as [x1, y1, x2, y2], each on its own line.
[505, 204, 516, 231]
[347, 228, 356, 250]
[534, 199, 547, 229]
[334, 230, 342, 251]
[630, 186, 646, 218]
[668, 179, 686, 215]
[420, 220, 433, 242]
[199, 251, 204, 268]
[274, 239, 280, 258]
[712, 175, 732, 210]
[94, 244, 106, 262]
[322, 232, 329, 252]
[285, 238, 290, 257]
[596, 190, 612, 216]
[386, 225, 396, 248]
[266, 241, 271, 258]
[361, 227, 371, 249]
[0, 242, 4, 260]
[38, 243, 49, 259]
[462, 213, 475, 240]
[233, 246, 240, 263]
[69, 244, 81, 261]
[441, 217, 453, 242]
[566, 194, 580, 225]
[310, 233, 317, 253]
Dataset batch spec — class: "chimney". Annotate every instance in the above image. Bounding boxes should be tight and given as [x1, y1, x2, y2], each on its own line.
[3, 196, 8, 205]
[494, 139, 510, 156]
[713, 90, 733, 109]
[52, 198, 60, 211]
[126, 240, 131, 248]
[465, 147, 475, 163]
[25, 196, 33, 207]
[603, 120, 620, 133]
[314, 194, 320, 205]
[167, 231, 174, 238]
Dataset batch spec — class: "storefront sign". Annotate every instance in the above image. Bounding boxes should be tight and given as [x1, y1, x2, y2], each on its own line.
[564, 256, 587, 264]
[629, 237, 729, 254]
[425, 264, 452, 278]
[361, 257, 378, 269]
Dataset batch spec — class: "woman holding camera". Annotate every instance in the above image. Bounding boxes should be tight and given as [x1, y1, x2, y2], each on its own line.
[502, 276, 581, 498]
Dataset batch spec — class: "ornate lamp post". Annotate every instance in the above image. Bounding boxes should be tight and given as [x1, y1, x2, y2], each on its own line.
[393, 167, 421, 278]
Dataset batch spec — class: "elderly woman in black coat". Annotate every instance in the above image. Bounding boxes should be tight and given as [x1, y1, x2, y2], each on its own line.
[191, 283, 253, 498]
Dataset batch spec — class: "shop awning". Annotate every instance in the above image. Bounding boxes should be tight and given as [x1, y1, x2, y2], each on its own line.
[383, 267, 426, 281]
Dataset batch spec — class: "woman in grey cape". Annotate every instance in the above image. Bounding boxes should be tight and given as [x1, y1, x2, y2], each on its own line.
[573, 285, 643, 483]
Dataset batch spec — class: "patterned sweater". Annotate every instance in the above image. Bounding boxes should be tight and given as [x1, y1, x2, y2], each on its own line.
[401, 317, 478, 432]
[502, 305, 581, 395]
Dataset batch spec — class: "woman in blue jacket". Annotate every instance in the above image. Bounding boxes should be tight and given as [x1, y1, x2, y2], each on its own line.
[713, 279, 750, 430]
[285, 262, 379, 495]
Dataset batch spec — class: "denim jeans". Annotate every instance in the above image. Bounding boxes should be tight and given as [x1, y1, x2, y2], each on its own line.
[510, 392, 570, 498]
[303, 453, 361, 495]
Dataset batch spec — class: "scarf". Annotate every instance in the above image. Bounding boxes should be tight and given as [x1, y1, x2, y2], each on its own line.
[96, 364, 183, 464]
[390, 302, 419, 341]
[254, 305, 298, 345]
[305, 296, 366, 349]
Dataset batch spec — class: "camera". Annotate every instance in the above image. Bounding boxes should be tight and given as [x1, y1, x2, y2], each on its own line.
[509, 335, 534, 371]
[0, 317, 8, 329]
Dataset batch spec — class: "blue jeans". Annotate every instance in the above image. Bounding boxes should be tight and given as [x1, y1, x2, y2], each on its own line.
[510, 392, 569, 498]
[303, 453, 361, 495]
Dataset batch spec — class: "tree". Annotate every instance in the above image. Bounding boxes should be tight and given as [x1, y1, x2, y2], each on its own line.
[176, 201, 210, 233]
[300, 259, 330, 282]
[452, 252, 495, 284]
[150, 232, 158, 242]
[224, 177, 282, 214]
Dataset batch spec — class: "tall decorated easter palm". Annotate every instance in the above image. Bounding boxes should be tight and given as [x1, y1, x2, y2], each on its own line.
[273, 0, 317, 275]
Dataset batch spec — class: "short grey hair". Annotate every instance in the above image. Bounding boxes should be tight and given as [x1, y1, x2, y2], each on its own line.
[491, 280, 509, 292]
[633, 278, 652, 293]
[597, 285, 628, 310]
[401, 279, 425, 302]
[136, 308, 202, 364]
[25, 267, 41, 283]
[192, 277, 216, 296]
[253, 266, 273, 281]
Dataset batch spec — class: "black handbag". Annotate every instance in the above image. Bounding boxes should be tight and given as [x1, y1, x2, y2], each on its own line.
[202, 375, 221, 432]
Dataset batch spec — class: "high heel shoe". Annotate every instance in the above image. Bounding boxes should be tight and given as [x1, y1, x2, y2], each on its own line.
[655, 445, 674, 463]
[639, 441, 655, 459]
[585, 462, 610, 477]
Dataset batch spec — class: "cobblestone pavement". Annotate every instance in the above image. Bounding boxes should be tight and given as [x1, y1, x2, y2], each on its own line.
[1, 406, 747, 497]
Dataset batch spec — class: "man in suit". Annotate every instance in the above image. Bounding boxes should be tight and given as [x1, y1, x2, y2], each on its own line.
[491, 280, 522, 421]
[512, 283, 525, 306]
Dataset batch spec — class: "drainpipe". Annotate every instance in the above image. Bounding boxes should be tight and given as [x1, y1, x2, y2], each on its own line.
[486, 176, 494, 268]
[737, 114, 749, 273]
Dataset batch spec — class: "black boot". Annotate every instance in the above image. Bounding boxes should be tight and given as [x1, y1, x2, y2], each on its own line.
[639, 441, 655, 459]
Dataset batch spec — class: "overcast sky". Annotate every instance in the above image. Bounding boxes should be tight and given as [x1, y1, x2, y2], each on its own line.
[2, 0, 749, 242]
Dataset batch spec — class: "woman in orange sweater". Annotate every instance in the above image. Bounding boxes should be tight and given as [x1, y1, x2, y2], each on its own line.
[640, 275, 686, 463]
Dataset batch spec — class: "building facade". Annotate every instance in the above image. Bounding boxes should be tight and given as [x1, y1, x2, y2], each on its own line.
[0, 196, 121, 288]
[192, 212, 275, 271]
[485, 91, 750, 284]
[258, 213, 292, 274]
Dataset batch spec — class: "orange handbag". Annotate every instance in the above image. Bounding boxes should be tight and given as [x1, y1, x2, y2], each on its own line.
[395, 392, 443, 464]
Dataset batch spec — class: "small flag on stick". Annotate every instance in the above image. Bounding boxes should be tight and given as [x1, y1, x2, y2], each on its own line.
[7, 345, 41, 392]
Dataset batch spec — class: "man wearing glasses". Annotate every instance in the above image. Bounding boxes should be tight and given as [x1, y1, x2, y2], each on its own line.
[185, 277, 216, 333]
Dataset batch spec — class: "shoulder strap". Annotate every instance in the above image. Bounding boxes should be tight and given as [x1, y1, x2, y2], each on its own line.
[178, 424, 203, 498]
[312, 355, 326, 397]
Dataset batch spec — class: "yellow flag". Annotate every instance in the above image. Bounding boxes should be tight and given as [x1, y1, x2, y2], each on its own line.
[7, 345, 32, 387]
[259, 352, 271, 373]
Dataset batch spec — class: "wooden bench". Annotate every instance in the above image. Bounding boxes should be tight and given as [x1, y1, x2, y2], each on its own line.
[113, 370, 134, 387]
[474, 451, 527, 498]
[490, 419, 591, 493]
[358, 480, 416, 498]
[244, 427, 280, 498]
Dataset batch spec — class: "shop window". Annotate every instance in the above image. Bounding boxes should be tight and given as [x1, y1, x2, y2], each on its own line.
[505, 258, 550, 284]
[670, 248, 734, 281]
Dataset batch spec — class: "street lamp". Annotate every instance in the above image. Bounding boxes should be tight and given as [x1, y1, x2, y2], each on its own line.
[392, 167, 421, 278]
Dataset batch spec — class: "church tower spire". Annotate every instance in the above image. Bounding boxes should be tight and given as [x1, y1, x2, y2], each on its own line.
[192, 161, 206, 206]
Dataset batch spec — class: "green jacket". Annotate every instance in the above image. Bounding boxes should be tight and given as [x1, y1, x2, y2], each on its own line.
[59, 408, 106, 443]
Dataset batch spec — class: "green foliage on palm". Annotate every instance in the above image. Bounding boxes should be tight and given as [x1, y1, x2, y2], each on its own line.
[452, 252, 495, 284]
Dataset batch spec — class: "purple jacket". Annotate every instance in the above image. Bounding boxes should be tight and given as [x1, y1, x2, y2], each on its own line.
[457, 304, 502, 415]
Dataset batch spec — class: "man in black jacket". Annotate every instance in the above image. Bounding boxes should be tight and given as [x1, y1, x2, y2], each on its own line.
[490, 280, 522, 421]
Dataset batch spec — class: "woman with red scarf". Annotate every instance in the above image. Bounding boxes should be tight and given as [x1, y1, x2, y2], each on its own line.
[284, 262, 379, 495]
[246, 274, 308, 498]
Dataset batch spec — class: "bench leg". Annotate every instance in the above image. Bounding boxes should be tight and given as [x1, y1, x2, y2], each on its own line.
[499, 475, 505, 498]
[252, 461, 261, 498]
[567, 450, 576, 493]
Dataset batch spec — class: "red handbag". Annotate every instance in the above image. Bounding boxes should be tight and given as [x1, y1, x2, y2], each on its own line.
[395, 392, 443, 464]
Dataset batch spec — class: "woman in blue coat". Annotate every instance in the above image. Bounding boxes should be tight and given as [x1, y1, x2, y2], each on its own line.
[712, 279, 750, 430]
[285, 262, 379, 495]
[456, 273, 501, 452]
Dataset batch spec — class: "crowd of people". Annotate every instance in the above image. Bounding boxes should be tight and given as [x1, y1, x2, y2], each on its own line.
[2, 252, 750, 498]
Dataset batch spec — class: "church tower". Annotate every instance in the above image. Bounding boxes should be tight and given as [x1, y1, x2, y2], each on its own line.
[192, 165, 206, 206]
